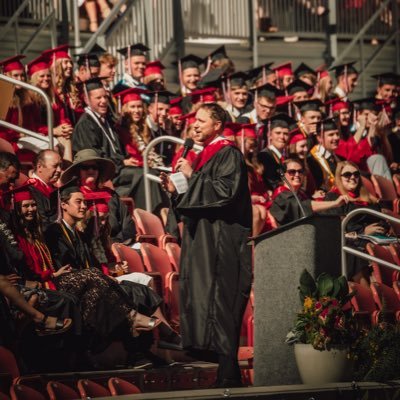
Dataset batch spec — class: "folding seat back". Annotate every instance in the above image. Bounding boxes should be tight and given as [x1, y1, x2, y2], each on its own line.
[111, 243, 146, 273]
[164, 272, 180, 331]
[0, 347, 19, 380]
[141, 243, 173, 276]
[107, 377, 141, 396]
[134, 208, 165, 237]
[390, 243, 400, 262]
[393, 174, 400, 197]
[361, 176, 378, 198]
[164, 242, 181, 272]
[348, 281, 380, 325]
[393, 281, 400, 300]
[366, 243, 399, 285]
[10, 385, 45, 400]
[0, 138, 15, 154]
[77, 379, 110, 398]
[46, 381, 79, 400]
[371, 175, 397, 201]
[370, 282, 400, 313]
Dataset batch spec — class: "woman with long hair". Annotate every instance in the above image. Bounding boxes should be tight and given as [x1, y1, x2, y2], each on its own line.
[115, 88, 165, 168]
[27, 55, 72, 161]
[41, 45, 83, 128]
[324, 161, 388, 286]
[313, 70, 333, 103]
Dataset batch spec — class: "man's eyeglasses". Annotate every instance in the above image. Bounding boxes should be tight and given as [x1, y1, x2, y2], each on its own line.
[341, 171, 360, 179]
[287, 169, 304, 176]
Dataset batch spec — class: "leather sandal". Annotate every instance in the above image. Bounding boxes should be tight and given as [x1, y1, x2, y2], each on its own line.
[35, 315, 72, 336]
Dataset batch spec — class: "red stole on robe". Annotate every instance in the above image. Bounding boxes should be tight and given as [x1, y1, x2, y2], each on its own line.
[192, 138, 236, 172]
[26, 178, 55, 198]
[329, 186, 369, 206]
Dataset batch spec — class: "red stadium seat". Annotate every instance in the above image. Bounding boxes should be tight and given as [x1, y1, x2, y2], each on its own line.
[140, 243, 174, 277]
[46, 381, 79, 400]
[348, 281, 380, 325]
[134, 208, 176, 248]
[370, 282, 400, 321]
[382, 208, 400, 236]
[371, 175, 398, 200]
[393, 281, 400, 301]
[164, 272, 180, 331]
[390, 243, 400, 262]
[9, 385, 45, 400]
[366, 243, 400, 285]
[77, 379, 110, 399]
[107, 377, 141, 396]
[361, 176, 378, 198]
[393, 174, 400, 197]
[0, 138, 15, 154]
[0, 392, 9, 400]
[164, 242, 181, 272]
[0, 347, 20, 380]
[111, 243, 163, 296]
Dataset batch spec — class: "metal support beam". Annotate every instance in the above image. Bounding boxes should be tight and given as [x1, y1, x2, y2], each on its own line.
[328, 0, 337, 62]
[251, 0, 258, 67]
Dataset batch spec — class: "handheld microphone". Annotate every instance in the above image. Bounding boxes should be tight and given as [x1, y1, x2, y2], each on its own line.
[182, 138, 194, 159]
[278, 166, 307, 219]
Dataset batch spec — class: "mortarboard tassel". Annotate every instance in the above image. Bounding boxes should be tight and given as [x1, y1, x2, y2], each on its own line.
[201, 56, 212, 78]
[262, 66, 267, 85]
[56, 189, 62, 222]
[241, 128, 245, 154]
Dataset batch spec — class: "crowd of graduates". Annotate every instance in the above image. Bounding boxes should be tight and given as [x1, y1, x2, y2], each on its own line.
[0, 40, 399, 373]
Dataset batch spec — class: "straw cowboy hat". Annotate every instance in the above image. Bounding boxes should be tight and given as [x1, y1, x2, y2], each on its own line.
[60, 149, 116, 185]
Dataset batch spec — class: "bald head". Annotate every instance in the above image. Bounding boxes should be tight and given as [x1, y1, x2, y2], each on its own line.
[34, 149, 62, 184]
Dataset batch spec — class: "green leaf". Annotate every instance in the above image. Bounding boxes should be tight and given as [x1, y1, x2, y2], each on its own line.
[299, 269, 316, 299]
[316, 273, 334, 297]
[337, 276, 349, 300]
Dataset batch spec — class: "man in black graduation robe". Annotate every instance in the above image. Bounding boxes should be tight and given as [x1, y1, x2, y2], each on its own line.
[161, 103, 252, 388]
[72, 78, 167, 212]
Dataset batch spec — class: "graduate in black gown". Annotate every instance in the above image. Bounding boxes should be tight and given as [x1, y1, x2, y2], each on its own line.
[161, 103, 252, 388]
[72, 77, 167, 212]
[270, 158, 347, 226]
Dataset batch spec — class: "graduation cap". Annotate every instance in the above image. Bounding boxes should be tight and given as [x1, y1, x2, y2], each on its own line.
[117, 43, 150, 57]
[0, 55, 25, 73]
[76, 53, 100, 68]
[270, 113, 295, 130]
[246, 63, 274, 85]
[189, 87, 217, 105]
[206, 45, 228, 63]
[225, 71, 248, 88]
[26, 55, 49, 76]
[273, 62, 293, 77]
[251, 83, 281, 100]
[3, 182, 33, 209]
[79, 76, 107, 93]
[294, 99, 323, 113]
[178, 54, 203, 70]
[289, 126, 307, 145]
[237, 123, 257, 139]
[371, 72, 400, 86]
[223, 122, 241, 138]
[197, 67, 227, 89]
[169, 96, 184, 115]
[148, 90, 174, 105]
[352, 97, 379, 112]
[316, 117, 339, 135]
[113, 87, 148, 111]
[294, 62, 316, 79]
[315, 64, 330, 80]
[144, 60, 165, 77]
[83, 190, 112, 213]
[286, 79, 313, 96]
[329, 61, 358, 77]
[179, 111, 197, 126]
[325, 97, 350, 115]
[88, 44, 107, 56]
[42, 44, 71, 65]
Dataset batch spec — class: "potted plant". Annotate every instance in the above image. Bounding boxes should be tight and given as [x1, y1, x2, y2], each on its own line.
[286, 269, 356, 384]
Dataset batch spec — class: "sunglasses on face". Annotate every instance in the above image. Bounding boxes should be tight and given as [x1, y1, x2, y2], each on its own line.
[81, 164, 98, 171]
[341, 171, 360, 179]
[286, 169, 304, 176]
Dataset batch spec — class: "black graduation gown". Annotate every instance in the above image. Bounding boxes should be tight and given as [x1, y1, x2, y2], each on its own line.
[257, 148, 283, 191]
[30, 187, 56, 232]
[388, 131, 400, 163]
[269, 189, 313, 226]
[108, 191, 136, 243]
[72, 113, 168, 212]
[175, 145, 252, 357]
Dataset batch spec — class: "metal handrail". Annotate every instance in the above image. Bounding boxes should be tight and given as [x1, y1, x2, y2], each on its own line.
[332, 0, 392, 67]
[0, 0, 31, 41]
[341, 208, 400, 278]
[0, 74, 54, 150]
[143, 136, 202, 211]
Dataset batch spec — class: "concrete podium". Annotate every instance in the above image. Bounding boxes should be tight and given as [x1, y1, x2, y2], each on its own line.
[253, 215, 342, 386]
